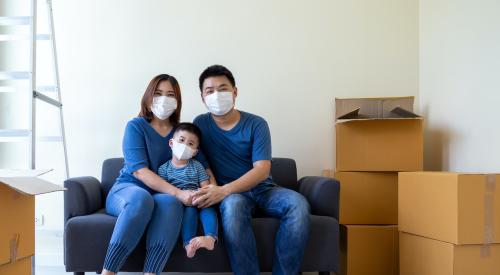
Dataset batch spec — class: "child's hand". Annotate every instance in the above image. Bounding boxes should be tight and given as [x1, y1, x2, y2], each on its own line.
[176, 190, 196, 206]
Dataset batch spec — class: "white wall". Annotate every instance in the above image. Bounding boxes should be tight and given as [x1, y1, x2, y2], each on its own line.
[26, 0, 418, 229]
[420, 0, 500, 172]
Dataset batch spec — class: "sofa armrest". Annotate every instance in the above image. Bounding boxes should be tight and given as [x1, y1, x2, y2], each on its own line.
[64, 176, 103, 223]
[298, 176, 340, 220]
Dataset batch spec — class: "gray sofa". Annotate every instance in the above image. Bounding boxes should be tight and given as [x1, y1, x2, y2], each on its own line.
[64, 158, 340, 274]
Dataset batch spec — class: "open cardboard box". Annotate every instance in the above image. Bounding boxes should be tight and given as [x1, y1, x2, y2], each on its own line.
[0, 169, 65, 272]
[335, 96, 423, 172]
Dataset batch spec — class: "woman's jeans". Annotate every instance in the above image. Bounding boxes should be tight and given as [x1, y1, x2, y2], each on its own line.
[220, 184, 311, 275]
[102, 182, 183, 274]
[182, 206, 218, 246]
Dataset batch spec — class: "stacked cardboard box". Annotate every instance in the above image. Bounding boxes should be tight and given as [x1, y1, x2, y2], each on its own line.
[325, 97, 424, 275]
[0, 170, 65, 275]
[399, 172, 500, 275]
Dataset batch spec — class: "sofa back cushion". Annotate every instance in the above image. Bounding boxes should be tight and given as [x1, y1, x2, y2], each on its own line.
[101, 157, 298, 198]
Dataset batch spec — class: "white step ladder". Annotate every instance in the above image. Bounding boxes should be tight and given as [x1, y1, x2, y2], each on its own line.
[0, 0, 69, 178]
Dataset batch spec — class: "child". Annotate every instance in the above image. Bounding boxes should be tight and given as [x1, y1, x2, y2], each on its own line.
[157, 122, 218, 258]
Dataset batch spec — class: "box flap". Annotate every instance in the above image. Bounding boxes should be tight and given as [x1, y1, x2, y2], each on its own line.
[0, 169, 52, 177]
[335, 96, 421, 122]
[0, 177, 65, 196]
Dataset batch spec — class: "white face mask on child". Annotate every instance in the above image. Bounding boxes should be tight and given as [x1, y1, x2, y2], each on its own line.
[171, 140, 196, 160]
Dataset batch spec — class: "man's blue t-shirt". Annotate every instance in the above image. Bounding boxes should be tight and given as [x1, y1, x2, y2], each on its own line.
[193, 111, 273, 186]
[115, 117, 208, 192]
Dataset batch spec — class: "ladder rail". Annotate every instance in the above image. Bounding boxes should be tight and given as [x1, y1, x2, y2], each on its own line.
[30, 0, 37, 170]
[46, 0, 69, 178]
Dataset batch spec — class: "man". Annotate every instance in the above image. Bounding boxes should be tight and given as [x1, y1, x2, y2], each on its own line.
[192, 65, 310, 275]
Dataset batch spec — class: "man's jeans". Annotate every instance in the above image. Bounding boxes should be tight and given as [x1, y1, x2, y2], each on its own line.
[220, 183, 311, 275]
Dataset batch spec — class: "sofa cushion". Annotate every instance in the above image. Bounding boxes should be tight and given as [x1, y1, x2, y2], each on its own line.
[64, 210, 338, 272]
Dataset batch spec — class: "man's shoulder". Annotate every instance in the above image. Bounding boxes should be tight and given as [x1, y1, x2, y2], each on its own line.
[193, 113, 211, 126]
[240, 111, 268, 127]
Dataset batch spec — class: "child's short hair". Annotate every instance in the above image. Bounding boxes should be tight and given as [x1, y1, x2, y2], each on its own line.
[174, 122, 202, 144]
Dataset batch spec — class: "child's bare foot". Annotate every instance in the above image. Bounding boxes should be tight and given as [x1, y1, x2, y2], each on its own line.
[192, 236, 216, 251]
[185, 239, 200, 258]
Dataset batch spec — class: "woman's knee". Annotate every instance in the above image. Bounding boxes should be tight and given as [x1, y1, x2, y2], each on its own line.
[106, 185, 155, 228]
[153, 193, 183, 215]
[124, 188, 155, 219]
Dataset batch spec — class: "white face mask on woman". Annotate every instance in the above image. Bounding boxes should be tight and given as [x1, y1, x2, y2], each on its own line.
[204, 91, 234, 116]
[171, 140, 196, 160]
[151, 96, 177, 120]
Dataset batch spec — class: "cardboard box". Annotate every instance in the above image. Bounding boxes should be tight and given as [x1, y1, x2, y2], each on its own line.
[400, 232, 500, 275]
[324, 170, 398, 224]
[335, 97, 423, 172]
[399, 172, 500, 245]
[0, 256, 31, 275]
[340, 225, 399, 275]
[0, 169, 65, 269]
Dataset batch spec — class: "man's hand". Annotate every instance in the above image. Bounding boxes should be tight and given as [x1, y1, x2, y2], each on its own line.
[192, 185, 231, 208]
[176, 189, 196, 206]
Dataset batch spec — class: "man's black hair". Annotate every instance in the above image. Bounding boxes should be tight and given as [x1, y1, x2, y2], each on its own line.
[174, 122, 202, 143]
[199, 64, 235, 91]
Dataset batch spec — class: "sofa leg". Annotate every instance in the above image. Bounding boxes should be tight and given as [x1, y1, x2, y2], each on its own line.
[74, 272, 84, 275]
[318, 272, 330, 275]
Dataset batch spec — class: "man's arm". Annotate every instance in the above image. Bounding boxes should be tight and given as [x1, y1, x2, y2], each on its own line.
[205, 168, 217, 186]
[192, 160, 270, 208]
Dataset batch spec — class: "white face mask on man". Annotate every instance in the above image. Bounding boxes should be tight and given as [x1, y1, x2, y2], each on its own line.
[171, 140, 197, 160]
[204, 91, 234, 116]
[151, 96, 177, 120]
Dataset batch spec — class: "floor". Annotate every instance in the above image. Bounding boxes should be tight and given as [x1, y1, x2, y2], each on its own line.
[36, 267, 326, 275]
[35, 230, 332, 275]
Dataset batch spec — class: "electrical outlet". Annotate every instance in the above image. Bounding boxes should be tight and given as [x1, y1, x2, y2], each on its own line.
[35, 214, 44, 226]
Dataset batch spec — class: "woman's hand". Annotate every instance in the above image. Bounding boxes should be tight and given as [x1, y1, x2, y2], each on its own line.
[176, 189, 196, 206]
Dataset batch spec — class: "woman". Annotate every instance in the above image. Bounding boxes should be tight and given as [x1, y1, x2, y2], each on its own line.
[102, 74, 214, 275]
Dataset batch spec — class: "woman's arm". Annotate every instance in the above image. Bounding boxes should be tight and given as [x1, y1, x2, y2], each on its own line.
[133, 167, 194, 205]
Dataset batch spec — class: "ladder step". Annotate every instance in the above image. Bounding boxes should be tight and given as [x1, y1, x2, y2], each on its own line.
[0, 34, 52, 41]
[0, 129, 31, 137]
[0, 71, 31, 80]
[36, 34, 52, 40]
[37, 86, 58, 93]
[0, 86, 58, 93]
[37, 136, 63, 142]
[0, 129, 30, 142]
[0, 130, 63, 143]
[0, 16, 31, 26]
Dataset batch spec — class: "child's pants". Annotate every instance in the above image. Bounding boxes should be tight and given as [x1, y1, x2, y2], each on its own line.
[182, 206, 218, 246]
